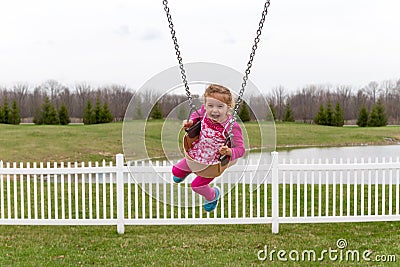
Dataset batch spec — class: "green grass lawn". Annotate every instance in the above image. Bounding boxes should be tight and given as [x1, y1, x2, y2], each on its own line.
[0, 122, 399, 163]
[1, 122, 399, 266]
[0, 123, 122, 163]
[1, 223, 398, 266]
[275, 122, 400, 148]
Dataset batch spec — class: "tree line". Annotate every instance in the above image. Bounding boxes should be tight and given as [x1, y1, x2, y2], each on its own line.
[0, 81, 133, 124]
[0, 78, 399, 125]
[266, 79, 400, 125]
[0, 94, 113, 125]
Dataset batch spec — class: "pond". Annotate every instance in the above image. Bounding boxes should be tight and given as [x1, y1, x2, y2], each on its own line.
[276, 145, 400, 162]
[140, 144, 400, 165]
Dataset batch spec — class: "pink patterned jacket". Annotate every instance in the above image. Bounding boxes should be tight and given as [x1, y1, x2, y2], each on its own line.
[188, 105, 245, 163]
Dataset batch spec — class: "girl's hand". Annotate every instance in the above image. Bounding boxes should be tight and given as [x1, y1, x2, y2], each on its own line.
[183, 119, 194, 129]
[219, 145, 232, 157]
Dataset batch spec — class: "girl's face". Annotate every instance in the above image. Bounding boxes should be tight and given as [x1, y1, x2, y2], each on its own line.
[205, 94, 229, 123]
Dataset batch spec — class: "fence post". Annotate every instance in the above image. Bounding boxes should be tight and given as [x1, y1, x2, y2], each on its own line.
[271, 151, 279, 234]
[116, 154, 125, 234]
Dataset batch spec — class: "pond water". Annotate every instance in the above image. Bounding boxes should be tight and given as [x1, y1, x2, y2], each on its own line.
[144, 145, 400, 166]
[242, 145, 400, 164]
[275, 145, 400, 162]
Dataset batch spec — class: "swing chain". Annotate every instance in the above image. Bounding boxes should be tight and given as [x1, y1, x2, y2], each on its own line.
[162, 0, 271, 136]
[162, 0, 195, 109]
[227, 0, 271, 138]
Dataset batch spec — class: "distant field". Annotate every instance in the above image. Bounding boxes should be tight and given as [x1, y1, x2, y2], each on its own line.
[0, 122, 399, 163]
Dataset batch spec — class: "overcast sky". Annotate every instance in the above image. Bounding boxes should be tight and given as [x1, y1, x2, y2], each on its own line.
[1, 0, 399, 93]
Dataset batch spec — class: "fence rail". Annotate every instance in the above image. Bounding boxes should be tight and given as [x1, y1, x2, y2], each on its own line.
[0, 153, 399, 233]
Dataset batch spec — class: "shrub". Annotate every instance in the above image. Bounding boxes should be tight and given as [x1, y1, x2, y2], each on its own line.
[58, 103, 70, 125]
[357, 105, 369, 127]
[238, 101, 251, 122]
[368, 99, 387, 127]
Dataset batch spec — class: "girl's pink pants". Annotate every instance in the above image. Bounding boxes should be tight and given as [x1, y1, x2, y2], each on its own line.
[172, 158, 216, 201]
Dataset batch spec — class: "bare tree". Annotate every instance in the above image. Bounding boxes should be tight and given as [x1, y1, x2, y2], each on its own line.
[42, 80, 64, 101]
[335, 85, 352, 121]
[272, 86, 286, 121]
[10, 84, 29, 117]
[108, 85, 133, 121]
[73, 83, 92, 118]
[381, 79, 399, 124]
[364, 81, 380, 104]
[293, 85, 320, 123]
[352, 89, 369, 119]
[58, 87, 73, 116]
[380, 80, 395, 101]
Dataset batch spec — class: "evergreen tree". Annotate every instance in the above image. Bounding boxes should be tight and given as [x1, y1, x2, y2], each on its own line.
[376, 99, 388, 126]
[333, 102, 344, 127]
[0, 104, 4, 123]
[94, 99, 102, 123]
[150, 102, 163, 119]
[47, 105, 59, 124]
[325, 100, 333, 126]
[34, 96, 59, 124]
[58, 103, 70, 125]
[100, 102, 113, 123]
[356, 105, 369, 127]
[238, 101, 251, 122]
[268, 102, 277, 121]
[83, 100, 95, 125]
[368, 99, 388, 127]
[35, 97, 47, 124]
[2, 98, 9, 124]
[314, 104, 326, 125]
[368, 107, 379, 127]
[8, 100, 21, 125]
[282, 101, 295, 122]
[44, 98, 59, 125]
[33, 107, 41, 124]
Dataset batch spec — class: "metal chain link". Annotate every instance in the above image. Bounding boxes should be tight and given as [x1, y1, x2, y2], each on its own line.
[162, 0, 195, 109]
[162, 0, 271, 137]
[227, 0, 271, 138]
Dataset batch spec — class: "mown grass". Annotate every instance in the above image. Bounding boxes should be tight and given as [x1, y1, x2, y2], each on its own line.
[0, 123, 122, 163]
[1, 121, 399, 163]
[1, 122, 400, 266]
[1, 223, 399, 266]
[1, 179, 399, 266]
[275, 122, 400, 148]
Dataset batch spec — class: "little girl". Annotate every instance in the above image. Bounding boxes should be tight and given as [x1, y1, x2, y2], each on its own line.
[172, 84, 245, 212]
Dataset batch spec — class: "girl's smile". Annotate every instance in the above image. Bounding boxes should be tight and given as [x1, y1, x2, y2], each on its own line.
[204, 95, 229, 123]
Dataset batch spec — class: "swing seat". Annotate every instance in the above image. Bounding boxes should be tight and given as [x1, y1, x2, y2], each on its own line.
[183, 133, 236, 178]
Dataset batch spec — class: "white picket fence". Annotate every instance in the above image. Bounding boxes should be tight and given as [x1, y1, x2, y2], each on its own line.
[0, 153, 399, 234]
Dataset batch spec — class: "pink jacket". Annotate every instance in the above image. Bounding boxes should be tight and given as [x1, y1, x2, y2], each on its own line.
[189, 105, 245, 161]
